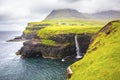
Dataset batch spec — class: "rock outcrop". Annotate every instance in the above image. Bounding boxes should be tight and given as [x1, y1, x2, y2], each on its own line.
[66, 66, 73, 78]
[16, 34, 92, 59]
[17, 40, 75, 59]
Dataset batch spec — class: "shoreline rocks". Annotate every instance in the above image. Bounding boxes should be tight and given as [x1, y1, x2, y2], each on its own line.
[16, 39, 76, 59]
[7, 36, 28, 42]
[66, 66, 73, 79]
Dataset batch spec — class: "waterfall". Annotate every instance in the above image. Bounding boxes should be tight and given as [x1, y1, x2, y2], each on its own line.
[75, 35, 82, 59]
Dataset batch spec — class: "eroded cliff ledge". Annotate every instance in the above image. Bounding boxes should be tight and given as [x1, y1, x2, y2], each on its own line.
[16, 33, 92, 59]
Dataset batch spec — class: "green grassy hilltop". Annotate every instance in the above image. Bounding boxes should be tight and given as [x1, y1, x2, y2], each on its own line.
[69, 20, 120, 80]
[37, 19, 105, 38]
[23, 19, 106, 46]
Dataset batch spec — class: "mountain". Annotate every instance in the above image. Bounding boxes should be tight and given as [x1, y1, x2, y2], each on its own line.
[45, 9, 120, 20]
[45, 9, 86, 20]
[92, 10, 120, 20]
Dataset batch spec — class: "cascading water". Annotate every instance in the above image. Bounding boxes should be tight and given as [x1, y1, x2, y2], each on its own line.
[61, 35, 83, 61]
[75, 35, 82, 59]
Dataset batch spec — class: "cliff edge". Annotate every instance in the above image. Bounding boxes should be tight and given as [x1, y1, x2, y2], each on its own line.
[68, 20, 120, 80]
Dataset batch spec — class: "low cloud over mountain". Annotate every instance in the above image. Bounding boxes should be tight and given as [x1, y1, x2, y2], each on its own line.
[0, 0, 120, 30]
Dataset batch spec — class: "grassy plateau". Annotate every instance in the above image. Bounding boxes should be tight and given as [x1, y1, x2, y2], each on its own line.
[24, 19, 106, 36]
[23, 19, 107, 46]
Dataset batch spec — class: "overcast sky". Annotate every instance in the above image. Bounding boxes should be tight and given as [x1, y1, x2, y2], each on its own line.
[0, 0, 120, 31]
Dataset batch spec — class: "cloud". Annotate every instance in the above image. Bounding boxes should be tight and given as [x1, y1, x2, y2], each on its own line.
[60, 0, 80, 3]
[77, 0, 120, 13]
[0, 0, 120, 31]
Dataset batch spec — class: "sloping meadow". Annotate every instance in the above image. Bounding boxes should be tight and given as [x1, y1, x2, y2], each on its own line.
[69, 20, 120, 80]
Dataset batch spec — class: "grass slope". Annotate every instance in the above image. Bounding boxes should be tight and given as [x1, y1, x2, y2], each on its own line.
[69, 20, 120, 80]
[23, 19, 107, 46]
[36, 19, 106, 39]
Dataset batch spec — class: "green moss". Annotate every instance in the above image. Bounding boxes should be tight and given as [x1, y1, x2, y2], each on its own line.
[69, 21, 120, 80]
[23, 19, 107, 39]
[41, 39, 56, 46]
[41, 39, 71, 47]
[23, 30, 33, 34]
[37, 26, 101, 39]
[36, 19, 106, 39]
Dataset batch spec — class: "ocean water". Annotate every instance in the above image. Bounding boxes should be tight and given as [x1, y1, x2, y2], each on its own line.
[0, 31, 72, 80]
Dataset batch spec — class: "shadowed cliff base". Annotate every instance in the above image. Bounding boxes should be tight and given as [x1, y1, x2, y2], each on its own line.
[16, 34, 92, 60]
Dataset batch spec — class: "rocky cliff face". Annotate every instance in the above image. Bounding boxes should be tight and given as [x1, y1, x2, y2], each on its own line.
[21, 23, 50, 39]
[16, 8, 107, 59]
[17, 34, 92, 59]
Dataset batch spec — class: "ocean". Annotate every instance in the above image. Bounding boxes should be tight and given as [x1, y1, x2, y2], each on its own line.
[0, 31, 71, 80]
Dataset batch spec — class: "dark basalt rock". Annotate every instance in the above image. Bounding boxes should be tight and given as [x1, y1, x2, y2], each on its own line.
[40, 43, 75, 59]
[16, 34, 92, 59]
[77, 34, 92, 54]
[22, 32, 37, 39]
[17, 40, 75, 59]
[7, 36, 27, 42]
[49, 33, 92, 54]
[49, 34, 75, 43]
[17, 40, 42, 58]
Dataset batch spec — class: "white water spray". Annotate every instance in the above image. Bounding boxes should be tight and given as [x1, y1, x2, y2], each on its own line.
[75, 35, 82, 59]
[61, 59, 65, 62]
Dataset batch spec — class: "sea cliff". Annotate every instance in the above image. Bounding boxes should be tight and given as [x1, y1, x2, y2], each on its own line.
[68, 20, 120, 80]
[16, 9, 106, 59]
